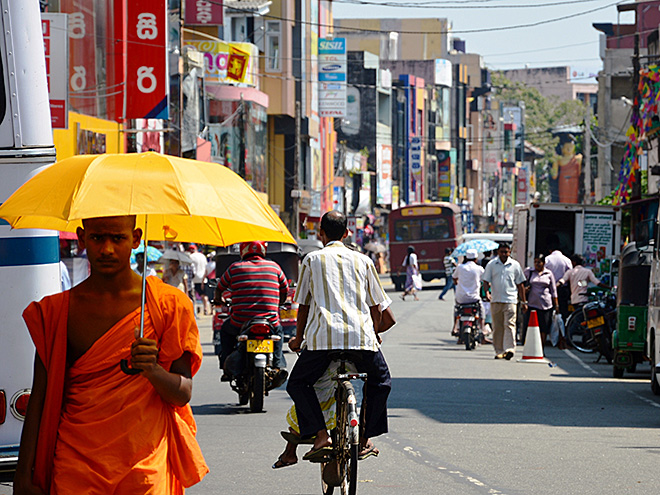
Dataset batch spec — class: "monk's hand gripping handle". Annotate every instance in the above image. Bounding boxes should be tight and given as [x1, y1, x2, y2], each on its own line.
[120, 359, 143, 375]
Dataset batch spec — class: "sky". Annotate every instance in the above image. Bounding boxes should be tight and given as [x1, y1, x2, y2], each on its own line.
[332, 0, 631, 82]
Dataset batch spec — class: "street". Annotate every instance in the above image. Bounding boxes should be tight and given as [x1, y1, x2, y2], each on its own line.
[187, 284, 660, 495]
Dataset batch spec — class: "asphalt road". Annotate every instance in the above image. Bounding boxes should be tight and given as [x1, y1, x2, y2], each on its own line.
[188, 284, 660, 495]
[3, 283, 658, 495]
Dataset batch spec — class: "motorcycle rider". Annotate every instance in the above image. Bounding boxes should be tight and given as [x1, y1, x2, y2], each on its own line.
[214, 241, 289, 387]
[557, 254, 610, 307]
[452, 249, 484, 339]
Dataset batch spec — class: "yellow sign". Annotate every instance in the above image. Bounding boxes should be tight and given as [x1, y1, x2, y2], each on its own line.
[184, 40, 255, 85]
[401, 206, 443, 217]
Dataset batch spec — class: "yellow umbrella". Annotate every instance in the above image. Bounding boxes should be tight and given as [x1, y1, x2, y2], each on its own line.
[0, 152, 295, 246]
[0, 152, 295, 374]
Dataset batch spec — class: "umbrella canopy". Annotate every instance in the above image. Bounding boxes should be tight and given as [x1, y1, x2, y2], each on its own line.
[130, 243, 163, 264]
[0, 152, 295, 246]
[363, 241, 386, 253]
[452, 239, 500, 258]
[157, 249, 194, 264]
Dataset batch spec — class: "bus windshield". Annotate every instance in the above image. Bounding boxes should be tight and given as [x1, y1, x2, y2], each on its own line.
[394, 217, 450, 242]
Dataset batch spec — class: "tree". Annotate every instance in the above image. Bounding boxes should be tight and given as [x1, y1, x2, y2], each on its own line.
[491, 72, 589, 201]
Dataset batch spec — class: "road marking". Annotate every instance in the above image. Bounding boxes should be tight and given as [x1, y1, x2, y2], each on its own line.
[628, 389, 660, 409]
[384, 434, 507, 494]
[563, 348, 600, 375]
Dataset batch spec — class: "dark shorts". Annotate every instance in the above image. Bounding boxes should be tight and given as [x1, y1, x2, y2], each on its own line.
[194, 282, 205, 297]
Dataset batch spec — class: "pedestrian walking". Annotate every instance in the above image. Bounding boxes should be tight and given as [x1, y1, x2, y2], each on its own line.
[400, 246, 421, 301]
[544, 235, 572, 319]
[482, 243, 527, 360]
[522, 254, 558, 349]
[438, 247, 457, 300]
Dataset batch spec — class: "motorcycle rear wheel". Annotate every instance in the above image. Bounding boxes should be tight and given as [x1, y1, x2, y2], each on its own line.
[250, 367, 265, 413]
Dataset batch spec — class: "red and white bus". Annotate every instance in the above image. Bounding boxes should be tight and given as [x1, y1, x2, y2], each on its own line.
[389, 203, 463, 291]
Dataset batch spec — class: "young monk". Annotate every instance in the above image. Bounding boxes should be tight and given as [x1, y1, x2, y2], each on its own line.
[13, 216, 208, 495]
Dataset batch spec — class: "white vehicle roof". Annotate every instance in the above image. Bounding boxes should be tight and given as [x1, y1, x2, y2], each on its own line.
[461, 233, 513, 242]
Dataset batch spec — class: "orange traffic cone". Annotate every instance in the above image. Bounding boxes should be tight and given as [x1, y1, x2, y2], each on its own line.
[518, 310, 551, 364]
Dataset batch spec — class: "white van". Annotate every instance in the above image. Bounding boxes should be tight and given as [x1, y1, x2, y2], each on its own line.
[461, 233, 513, 243]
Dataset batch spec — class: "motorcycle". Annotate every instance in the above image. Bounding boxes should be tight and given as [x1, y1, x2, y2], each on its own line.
[456, 302, 482, 350]
[565, 290, 616, 364]
[223, 317, 284, 413]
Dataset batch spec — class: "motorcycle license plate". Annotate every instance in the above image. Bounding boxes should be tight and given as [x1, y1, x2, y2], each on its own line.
[247, 339, 273, 353]
[280, 309, 297, 320]
[460, 316, 476, 321]
[586, 316, 605, 329]
[419, 263, 429, 271]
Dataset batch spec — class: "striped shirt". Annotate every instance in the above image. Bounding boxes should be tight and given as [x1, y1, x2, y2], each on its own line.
[217, 257, 288, 327]
[294, 241, 390, 351]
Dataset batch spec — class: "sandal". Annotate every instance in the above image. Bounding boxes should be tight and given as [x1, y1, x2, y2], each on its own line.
[272, 455, 297, 469]
[280, 430, 314, 445]
[358, 443, 380, 460]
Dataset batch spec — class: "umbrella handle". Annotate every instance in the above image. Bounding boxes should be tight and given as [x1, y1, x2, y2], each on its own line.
[120, 359, 143, 375]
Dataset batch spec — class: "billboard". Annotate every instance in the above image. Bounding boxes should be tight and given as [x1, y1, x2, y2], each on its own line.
[550, 132, 583, 203]
[318, 38, 346, 117]
[42, 14, 68, 129]
[126, 0, 169, 119]
[184, 41, 256, 86]
[377, 144, 392, 205]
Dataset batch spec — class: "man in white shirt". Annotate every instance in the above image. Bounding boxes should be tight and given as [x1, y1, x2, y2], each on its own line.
[452, 249, 484, 337]
[482, 243, 527, 360]
[287, 210, 392, 462]
[544, 236, 573, 318]
[188, 243, 211, 314]
[558, 254, 609, 305]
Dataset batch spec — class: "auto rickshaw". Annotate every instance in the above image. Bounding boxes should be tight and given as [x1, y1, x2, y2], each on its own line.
[612, 241, 652, 378]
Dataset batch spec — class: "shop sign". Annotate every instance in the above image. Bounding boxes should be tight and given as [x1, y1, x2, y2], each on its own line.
[41, 14, 68, 129]
[185, 0, 223, 25]
[318, 38, 346, 117]
[126, 0, 169, 119]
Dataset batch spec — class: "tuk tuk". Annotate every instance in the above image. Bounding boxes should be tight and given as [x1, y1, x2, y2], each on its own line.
[612, 241, 652, 378]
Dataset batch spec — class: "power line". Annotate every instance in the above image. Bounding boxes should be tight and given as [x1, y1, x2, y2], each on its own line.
[332, 0, 608, 9]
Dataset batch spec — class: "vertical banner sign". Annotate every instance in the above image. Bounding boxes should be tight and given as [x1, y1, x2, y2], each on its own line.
[410, 136, 422, 179]
[582, 214, 614, 278]
[126, 0, 168, 119]
[185, 0, 223, 25]
[377, 144, 392, 204]
[60, 0, 97, 116]
[42, 14, 68, 129]
[438, 149, 451, 200]
[517, 164, 528, 205]
[318, 38, 346, 117]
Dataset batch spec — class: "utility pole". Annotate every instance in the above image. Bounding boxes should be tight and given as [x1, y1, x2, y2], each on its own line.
[584, 105, 592, 204]
[238, 94, 246, 178]
[293, 100, 301, 240]
[632, 32, 642, 200]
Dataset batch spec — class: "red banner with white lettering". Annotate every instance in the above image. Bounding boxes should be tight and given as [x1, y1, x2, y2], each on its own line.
[125, 0, 168, 119]
[60, 0, 98, 117]
[185, 0, 223, 26]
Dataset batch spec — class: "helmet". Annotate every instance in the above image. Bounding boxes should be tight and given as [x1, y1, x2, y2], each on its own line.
[240, 241, 267, 259]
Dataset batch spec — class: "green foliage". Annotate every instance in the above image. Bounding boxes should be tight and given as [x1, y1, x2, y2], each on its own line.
[492, 72, 589, 201]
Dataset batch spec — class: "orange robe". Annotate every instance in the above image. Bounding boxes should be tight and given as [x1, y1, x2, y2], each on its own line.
[23, 277, 209, 494]
[558, 155, 581, 203]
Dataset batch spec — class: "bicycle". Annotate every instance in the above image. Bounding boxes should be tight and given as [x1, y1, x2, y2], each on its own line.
[311, 351, 367, 495]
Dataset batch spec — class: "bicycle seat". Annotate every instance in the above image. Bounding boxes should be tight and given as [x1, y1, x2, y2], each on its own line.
[327, 350, 363, 365]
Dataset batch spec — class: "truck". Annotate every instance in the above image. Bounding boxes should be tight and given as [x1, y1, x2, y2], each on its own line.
[512, 203, 623, 285]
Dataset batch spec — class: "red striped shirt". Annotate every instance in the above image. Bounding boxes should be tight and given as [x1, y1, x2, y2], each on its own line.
[217, 257, 288, 327]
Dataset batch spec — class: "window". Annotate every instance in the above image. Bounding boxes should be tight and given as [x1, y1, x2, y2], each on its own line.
[265, 21, 281, 72]
[394, 217, 449, 242]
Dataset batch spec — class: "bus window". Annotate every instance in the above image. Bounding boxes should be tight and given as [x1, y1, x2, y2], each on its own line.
[394, 219, 422, 242]
[423, 218, 449, 240]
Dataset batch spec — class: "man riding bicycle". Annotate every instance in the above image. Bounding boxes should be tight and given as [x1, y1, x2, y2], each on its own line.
[287, 210, 393, 462]
[215, 241, 289, 387]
